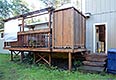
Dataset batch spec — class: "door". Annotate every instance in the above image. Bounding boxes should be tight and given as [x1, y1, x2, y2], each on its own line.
[94, 24, 106, 53]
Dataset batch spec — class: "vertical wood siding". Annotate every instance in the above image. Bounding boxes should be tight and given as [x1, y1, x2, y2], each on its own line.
[53, 7, 86, 49]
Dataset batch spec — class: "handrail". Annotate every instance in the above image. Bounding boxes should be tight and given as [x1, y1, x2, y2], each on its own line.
[18, 28, 50, 35]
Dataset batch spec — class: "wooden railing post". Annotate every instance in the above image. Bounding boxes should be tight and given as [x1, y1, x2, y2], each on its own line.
[48, 8, 53, 49]
[22, 17, 25, 32]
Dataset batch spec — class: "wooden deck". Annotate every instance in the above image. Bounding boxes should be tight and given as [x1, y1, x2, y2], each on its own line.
[8, 48, 51, 52]
[4, 47, 86, 53]
[7, 47, 87, 71]
[3, 7, 86, 71]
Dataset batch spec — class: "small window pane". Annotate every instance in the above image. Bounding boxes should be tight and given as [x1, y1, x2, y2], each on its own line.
[1, 33, 3, 38]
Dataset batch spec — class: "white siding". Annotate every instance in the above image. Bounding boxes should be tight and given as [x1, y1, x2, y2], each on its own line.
[85, 0, 116, 52]
[85, 0, 116, 14]
[0, 31, 9, 53]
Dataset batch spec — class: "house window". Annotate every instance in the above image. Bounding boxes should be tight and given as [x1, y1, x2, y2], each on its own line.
[1, 32, 4, 38]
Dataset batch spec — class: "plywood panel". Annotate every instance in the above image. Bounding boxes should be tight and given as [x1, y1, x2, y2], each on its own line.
[62, 9, 73, 47]
[80, 15, 83, 45]
[78, 12, 81, 46]
[53, 11, 63, 47]
[74, 10, 79, 47]
[82, 17, 84, 45]
[53, 7, 86, 49]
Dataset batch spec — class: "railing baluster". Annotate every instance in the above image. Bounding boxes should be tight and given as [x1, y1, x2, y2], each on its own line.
[5, 31, 50, 49]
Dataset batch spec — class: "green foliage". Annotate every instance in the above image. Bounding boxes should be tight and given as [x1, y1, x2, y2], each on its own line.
[11, 0, 30, 16]
[40, 0, 70, 8]
[0, 0, 12, 19]
[40, 0, 79, 8]
[0, 54, 116, 80]
[0, 0, 30, 29]
[74, 60, 82, 66]
[0, 0, 29, 19]
[23, 53, 34, 64]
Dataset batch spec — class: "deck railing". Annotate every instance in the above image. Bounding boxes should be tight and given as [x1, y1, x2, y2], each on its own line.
[4, 28, 51, 49]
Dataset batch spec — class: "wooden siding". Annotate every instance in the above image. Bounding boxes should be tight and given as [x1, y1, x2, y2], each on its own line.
[4, 7, 86, 53]
[53, 7, 86, 49]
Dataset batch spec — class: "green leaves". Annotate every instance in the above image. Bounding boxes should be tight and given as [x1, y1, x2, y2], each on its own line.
[0, 0, 12, 19]
[0, 0, 30, 19]
[0, 0, 30, 29]
[11, 0, 30, 16]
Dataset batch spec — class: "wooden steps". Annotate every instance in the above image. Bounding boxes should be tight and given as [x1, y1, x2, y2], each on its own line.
[83, 61, 106, 67]
[84, 53, 107, 62]
[79, 53, 107, 72]
[79, 66, 105, 72]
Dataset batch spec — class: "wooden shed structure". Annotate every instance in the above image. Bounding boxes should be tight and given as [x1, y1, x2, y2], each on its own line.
[3, 7, 86, 70]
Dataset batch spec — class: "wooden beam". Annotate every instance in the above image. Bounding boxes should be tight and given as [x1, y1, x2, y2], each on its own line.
[48, 11, 52, 49]
[11, 51, 13, 61]
[20, 51, 24, 62]
[26, 12, 48, 19]
[22, 17, 24, 31]
[68, 52, 72, 71]
[33, 52, 36, 64]
[49, 53, 51, 66]
[18, 28, 50, 35]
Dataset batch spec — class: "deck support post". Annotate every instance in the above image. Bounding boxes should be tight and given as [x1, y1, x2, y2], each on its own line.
[68, 52, 72, 71]
[33, 52, 36, 64]
[11, 51, 13, 61]
[20, 51, 24, 62]
[49, 53, 51, 66]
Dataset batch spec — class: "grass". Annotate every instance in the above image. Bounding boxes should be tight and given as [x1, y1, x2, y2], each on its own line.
[0, 54, 116, 80]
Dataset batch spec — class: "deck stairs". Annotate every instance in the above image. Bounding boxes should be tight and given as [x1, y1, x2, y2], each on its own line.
[79, 53, 107, 72]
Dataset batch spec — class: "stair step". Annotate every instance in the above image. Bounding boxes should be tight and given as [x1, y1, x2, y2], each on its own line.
[79, 66, 105, 72]
[83, 61, 106, 67]
[84, 53, 107, 62]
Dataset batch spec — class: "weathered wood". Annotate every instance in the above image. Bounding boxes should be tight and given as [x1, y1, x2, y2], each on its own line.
[49, 53, 51, 66]
[48, 11, 52, 49]
[11, 51, 13, 61]
[84, 53, 107, 62]
[53, 7, 86, 49]
[9, 48, 51, 52]
[63, 9, 72, 47]
[68, 52, 72, 71]
[22, 17, 24, 31]
[83, 61, 106, 67]
[35, 53, 51, 65]
[18, 28, 50, 35]
[20, 51, 24, 62]
[79, 66, 105, 72]
[84, 17, 86, 47]
[54, 10, 63, 47]
[3, 7, 87, 71]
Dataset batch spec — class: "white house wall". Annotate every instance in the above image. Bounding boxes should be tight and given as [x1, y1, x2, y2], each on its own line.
[0, 32, 9, 53]
[85, 0, 116, 52]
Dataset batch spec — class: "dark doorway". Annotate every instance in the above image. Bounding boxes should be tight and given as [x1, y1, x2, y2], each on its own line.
[95, 25, 106, 53]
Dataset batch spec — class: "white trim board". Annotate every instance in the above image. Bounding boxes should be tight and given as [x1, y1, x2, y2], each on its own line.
[93, 23, 107, 54]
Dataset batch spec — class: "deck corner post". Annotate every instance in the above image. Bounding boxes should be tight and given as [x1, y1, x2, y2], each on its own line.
[49, 53, 52, 66]
[68, 52, 72, 71]
[11, 51, 13, 61]
[20, 51, 24, 62]
[33, 52, 36, 64]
